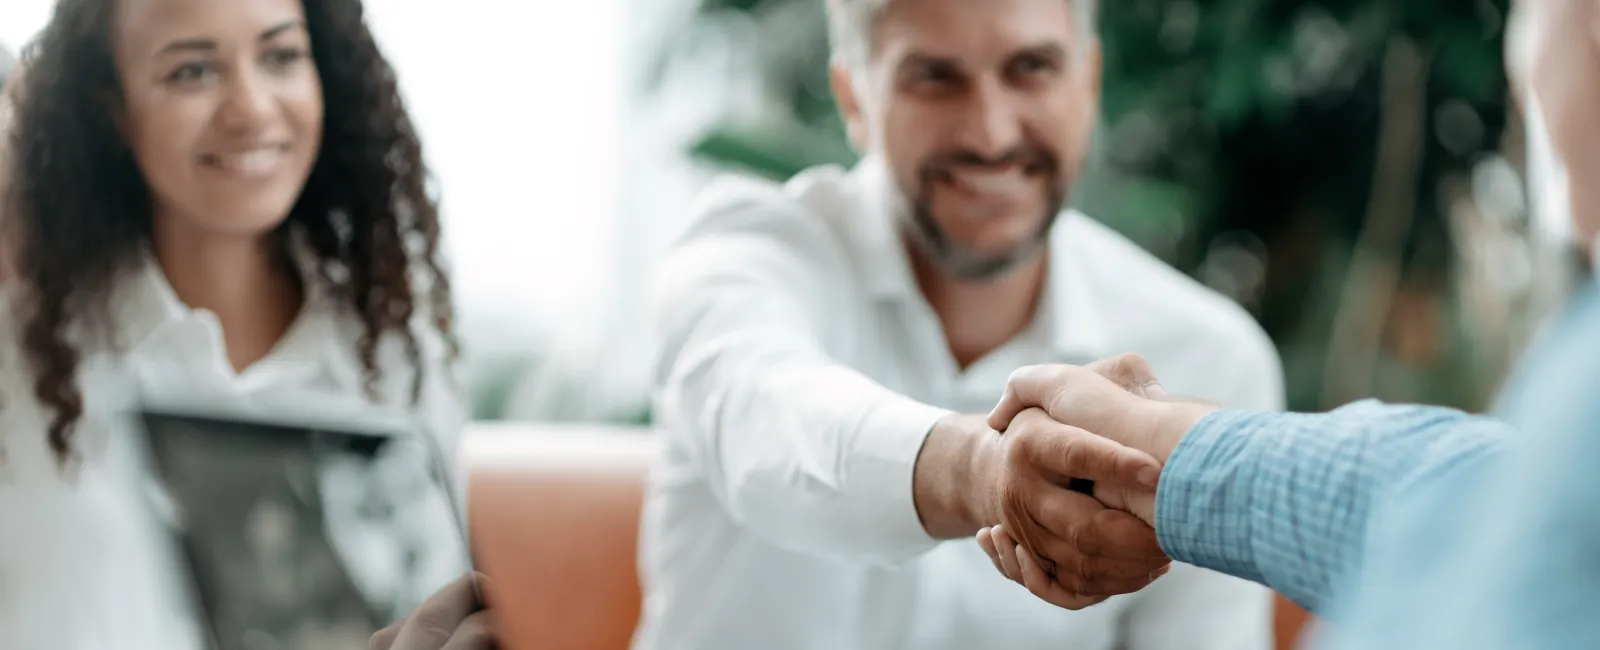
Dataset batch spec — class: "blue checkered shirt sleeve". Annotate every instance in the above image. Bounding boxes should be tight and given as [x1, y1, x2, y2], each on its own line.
[1152, 400, 1509, 614]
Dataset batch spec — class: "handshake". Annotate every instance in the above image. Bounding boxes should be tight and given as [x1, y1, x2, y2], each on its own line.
[941, 354, 1220, 610]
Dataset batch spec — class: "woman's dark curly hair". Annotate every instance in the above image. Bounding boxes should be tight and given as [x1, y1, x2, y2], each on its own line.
[5, 0, 458, 463]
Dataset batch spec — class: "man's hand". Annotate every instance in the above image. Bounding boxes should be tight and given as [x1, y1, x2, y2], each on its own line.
[989, 355, 1218, 465]
[977, 523, 1171, 609]
[973, 354, 1222, 608]
[370, 573, 498, 650]
[974, 408, 1170, 608]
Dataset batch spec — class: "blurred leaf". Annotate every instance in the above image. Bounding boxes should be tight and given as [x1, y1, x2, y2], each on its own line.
[690, 122, 857, 180]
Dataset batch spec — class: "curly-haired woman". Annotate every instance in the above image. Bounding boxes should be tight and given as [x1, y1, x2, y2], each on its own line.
[0, 0, 489, 647]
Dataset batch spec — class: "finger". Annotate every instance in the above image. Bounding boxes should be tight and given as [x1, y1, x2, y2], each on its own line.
[1023, 527, 1168, 594]
[1000, 499, 1061, 579]
[1034, 491, 1166, 561]
[1016, 411, 1161, 489]
[371, 621, 405, 650]
[1016, 548, 1106, 610]
[1029, 538, 1168, 593]
[441, 610, 498, 650]
[1048, 540, 1170, 595]
[989, 365, 1071, 431]
[392, 573, 485, 650]
[976, 527, 1005, 575]
[1085, 354, 1169, 400]
[993, 526, 1024, 582]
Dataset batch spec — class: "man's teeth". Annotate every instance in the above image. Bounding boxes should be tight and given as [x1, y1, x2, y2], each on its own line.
[954, 169, 1031, 194]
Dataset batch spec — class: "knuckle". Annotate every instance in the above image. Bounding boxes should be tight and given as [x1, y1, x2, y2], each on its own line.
[1059, 520, 1088, 554]
[1056, 434, 1085, 468]
[1073, 523, 1108, 556]
[1076, 558, 1108, 583]
[1122, 353, 1153, 376]
[999, 480, 1026, 511]
[1003, 432, 1033, 466]
[417, 625, 455, 649]
[461, 616, 496, 648]
[1006, 365, 1036, 386]
[1104, 354, 1134, 383]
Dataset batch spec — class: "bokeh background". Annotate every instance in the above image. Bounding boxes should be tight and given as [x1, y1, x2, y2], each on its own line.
[1, 0, 1579, 423]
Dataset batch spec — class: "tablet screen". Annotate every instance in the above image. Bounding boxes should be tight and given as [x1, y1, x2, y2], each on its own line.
[138, 410, 470, 650]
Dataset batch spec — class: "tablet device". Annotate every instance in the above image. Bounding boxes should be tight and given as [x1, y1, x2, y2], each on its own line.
[137, 408, 472, 650]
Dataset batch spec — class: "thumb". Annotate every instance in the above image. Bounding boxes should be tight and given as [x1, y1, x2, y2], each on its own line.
[1085, 353, 1170, 400]
[1018, 412, 1162, 489]
[989, 365, 1072, 431]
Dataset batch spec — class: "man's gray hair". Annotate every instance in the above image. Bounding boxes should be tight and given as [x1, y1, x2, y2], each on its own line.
[826, 0, 1098, 65]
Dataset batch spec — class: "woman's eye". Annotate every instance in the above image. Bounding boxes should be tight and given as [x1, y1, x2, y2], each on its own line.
[168, 61, 216, 83]
[265, 47, 309, 70]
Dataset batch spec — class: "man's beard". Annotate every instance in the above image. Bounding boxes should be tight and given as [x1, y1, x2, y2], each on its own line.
[899, 144, 1069, 280]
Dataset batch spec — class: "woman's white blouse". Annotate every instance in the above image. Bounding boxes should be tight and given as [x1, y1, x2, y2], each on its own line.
[0, 258, 469, 650]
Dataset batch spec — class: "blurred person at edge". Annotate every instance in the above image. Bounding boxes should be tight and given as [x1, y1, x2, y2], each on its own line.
[0, 1, 491, 649]
[977, 1, 1600, 648]
[1, 43, 21, 281]
[635, 0, 1284, 648]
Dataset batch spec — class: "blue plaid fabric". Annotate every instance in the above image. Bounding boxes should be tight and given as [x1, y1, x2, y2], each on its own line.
[1153, 283, 1600, 649]
[1154, 402, 1507, 612]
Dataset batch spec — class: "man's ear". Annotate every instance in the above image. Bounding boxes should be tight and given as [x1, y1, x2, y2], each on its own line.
[1086, 39, 1104, 104]
[830, 61, 869, 152]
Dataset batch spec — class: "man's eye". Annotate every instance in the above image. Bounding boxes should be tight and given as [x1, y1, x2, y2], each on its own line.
[910, 66, 961, 88]
[1011, 55, 1057, 76]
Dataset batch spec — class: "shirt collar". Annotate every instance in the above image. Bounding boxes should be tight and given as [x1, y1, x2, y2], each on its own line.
[848, 155, 922, 300]
[844, 156, 1111, 362]
[112, 234, 363, 393]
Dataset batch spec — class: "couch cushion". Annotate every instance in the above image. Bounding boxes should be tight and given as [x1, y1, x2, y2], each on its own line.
[464, 424, 658, 650]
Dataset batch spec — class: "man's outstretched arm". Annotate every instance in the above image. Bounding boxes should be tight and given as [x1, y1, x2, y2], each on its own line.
[654, 198, 1164, 587]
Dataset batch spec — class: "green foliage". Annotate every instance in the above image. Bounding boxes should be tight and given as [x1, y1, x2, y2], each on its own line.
[659, 0, 1514, 411]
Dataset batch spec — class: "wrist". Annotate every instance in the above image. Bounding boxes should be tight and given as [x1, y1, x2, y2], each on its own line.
[1143, 400, 1218, 464]
[912, 413, 994, 539]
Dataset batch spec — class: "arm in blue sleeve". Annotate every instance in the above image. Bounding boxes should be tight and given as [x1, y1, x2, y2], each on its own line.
[1153, 400, 1510, 614]
[1314, 285, 1600, 650]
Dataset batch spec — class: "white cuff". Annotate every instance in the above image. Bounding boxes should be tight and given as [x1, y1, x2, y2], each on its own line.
[848, 399, 954, 564]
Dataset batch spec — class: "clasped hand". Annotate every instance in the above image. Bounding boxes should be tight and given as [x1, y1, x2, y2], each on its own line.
[972, 355, 1216, 610]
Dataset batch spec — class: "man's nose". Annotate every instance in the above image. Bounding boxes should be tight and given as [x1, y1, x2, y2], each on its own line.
[955, 78, 1025, 161]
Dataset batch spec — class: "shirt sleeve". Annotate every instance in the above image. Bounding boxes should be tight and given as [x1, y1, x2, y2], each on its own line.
[1310, 284, 1600, 650]
[1153, 400, 1509, 614]
[651, 193, 951, 564]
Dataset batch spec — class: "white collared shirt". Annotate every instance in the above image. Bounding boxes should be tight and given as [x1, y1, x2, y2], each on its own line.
[0, 255, 467, 650]
[637, 159, 1285, 650]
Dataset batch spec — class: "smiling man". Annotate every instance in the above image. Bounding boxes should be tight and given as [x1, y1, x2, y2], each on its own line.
[636, 0, 1283, 648]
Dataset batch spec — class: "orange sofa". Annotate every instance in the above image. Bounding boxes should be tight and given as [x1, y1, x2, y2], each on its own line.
[463, 424, 1311, 650]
